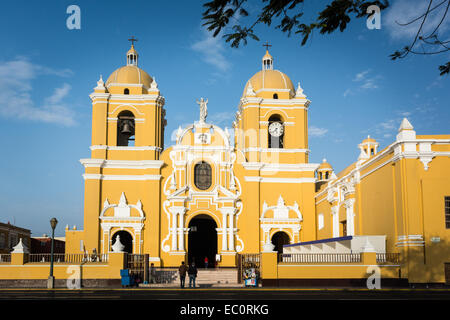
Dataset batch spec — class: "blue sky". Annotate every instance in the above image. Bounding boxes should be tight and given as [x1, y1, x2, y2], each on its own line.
[0, 0, 448, 237]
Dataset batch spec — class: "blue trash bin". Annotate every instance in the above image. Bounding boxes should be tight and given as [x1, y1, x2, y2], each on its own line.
[120, 269, 134, 287]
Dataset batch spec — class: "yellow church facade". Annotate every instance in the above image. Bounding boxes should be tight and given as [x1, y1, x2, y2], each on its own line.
[62, 43, 450, 285]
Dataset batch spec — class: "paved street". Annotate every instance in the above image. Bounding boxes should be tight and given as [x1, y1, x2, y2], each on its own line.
[0, 287, 449, 300]
[0, 288, 448, 317]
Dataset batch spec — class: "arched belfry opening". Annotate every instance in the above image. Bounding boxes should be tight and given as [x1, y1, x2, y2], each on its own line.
[117, 110, 135, 146]
[188, 215, 217, 268]
[111, 230, 133, 253]
[271, 231, 290, 254]
[268, 114, 284, 148]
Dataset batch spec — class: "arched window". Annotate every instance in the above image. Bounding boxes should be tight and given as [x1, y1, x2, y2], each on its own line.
[124, 88, 130, 95]
[273, 93, 278, 99]
[268, 114, 284, 148]
[194, 161, 212, 190]
[117, 110, 135, 146]
[271, 231, 290, 254]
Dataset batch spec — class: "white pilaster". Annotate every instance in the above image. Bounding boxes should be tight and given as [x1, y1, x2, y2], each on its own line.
[344, 199, 356, 236]
[331, 205, 339, 238]
[228, 212, 235, 251]
[222, 213, 228, 251]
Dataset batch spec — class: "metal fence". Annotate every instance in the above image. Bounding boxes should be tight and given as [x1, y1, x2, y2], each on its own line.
[237, 253, 261, 283]
[278, 253, 362, 263]
[126, 254, 146, 282]
[0, 254, 11, 263]
[29, 253, 108, 263]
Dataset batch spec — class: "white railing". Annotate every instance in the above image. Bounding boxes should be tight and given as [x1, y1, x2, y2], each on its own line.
[0, 254, 11, 263]
[279, 253, 361, 263]
[29, 253, 108, 263]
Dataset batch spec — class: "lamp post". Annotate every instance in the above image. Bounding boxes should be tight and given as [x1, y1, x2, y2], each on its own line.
[47, 217, 58, 289]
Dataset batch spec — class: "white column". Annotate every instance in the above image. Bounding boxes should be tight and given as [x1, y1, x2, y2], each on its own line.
[171, 211, 178, 251]
[345, 199, 356, 236]
[228, 212, 234, 251]
[331, 205, 339, 238]
[222, 213, 228, 251]
[178, 210, 185, 251]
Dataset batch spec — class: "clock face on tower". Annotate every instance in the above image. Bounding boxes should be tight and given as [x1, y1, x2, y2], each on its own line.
[268, 121, 284, 137]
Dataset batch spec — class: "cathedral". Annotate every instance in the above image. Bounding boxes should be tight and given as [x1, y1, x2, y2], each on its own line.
[64, 42, 450, 284]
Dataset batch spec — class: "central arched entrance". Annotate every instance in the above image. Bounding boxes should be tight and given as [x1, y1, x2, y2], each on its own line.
[188, 214, 217, 268]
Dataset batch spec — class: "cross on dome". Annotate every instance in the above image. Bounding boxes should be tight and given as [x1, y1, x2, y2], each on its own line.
[263, 41, 272, 51]
[128, 36, 138, 46]
[262, 41, 273, 70]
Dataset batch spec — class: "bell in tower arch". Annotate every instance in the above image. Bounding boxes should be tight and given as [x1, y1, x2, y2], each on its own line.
[117, 111, 136, 146]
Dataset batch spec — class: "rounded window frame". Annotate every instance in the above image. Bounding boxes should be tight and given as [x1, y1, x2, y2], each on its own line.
[193, 161, 213, 191]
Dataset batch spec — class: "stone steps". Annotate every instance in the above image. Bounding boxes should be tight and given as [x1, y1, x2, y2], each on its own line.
[139, 268, 241, 288]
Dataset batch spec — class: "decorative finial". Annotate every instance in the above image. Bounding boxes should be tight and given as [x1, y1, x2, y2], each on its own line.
[246, 81, 256, 96]
[151, 76, 158, 89]
[295, 82, 305, 98]
[196, 98, 208, 124]
[112, 235, 125, 253]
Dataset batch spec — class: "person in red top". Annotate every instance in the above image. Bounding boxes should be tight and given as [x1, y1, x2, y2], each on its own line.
[204, 256, 209, 269]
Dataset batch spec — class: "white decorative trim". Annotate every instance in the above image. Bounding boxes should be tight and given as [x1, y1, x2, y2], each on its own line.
[80, 158, 164, 169]
[396, 234, 425, 247]
[83, 174, 162, 181]
[244, 176, 316, 183]
[89, 145, 162, 152]
[241, 147, 310, 154]
[315, 137, 450, 200]
[242, 162, 318, 172]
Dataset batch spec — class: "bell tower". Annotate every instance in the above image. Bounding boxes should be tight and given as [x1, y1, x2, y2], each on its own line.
[234, 46, 311, 164]
[79, 40, 166, 254]
[233, 46, 320, 246]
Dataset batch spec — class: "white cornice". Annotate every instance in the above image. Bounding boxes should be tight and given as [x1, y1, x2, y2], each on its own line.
[80, 158, 164, 169]
[82, 174, 162, 181]
[242, 162, 318, 172]
[244, 176, 316, 183]
[90, 145, 162, 152]
[241, 147, 310, 154]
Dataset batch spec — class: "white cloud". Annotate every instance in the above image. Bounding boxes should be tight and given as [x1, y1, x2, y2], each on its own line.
[208, 111, 235, 126]
[343, 88, 353, 97]
[384, 0, 450, 40]
[191, 30, 231, 72]
[0, 58, 76, 126]
[353, 69, 370, 82]
[351, 69, 380, 91]
[309, 126, 328, 137]
[45, 83, 71, 105]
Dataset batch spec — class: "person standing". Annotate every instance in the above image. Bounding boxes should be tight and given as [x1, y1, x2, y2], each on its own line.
[149, 263, 156, 284]
[188, 262, 198, 288]
[204, 256, 209, 269]
[178, 261, 187, 288]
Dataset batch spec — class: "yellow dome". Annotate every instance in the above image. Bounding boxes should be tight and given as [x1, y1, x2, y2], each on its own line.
[362, 135, 377, 144]
[318, 158, 333, 170]
[243, 69, 295, 97]
[106, 65, 153, 88]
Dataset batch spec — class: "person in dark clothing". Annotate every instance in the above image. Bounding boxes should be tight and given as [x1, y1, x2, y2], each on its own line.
[149, 263, 156, 284]
[178, 261, 187, 288]
[187, 262, 198, 288]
